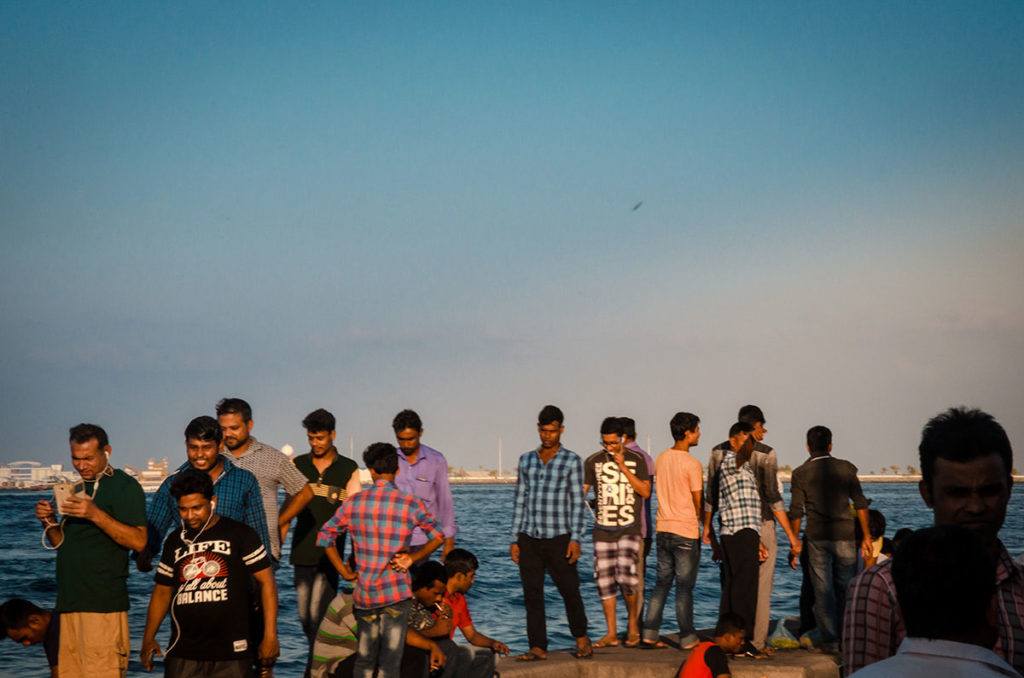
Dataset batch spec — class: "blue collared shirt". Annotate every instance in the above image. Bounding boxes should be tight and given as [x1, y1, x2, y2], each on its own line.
[145, 454, 271, 556]
[394, 443, 458, 545]
[511, 446, 586, 544]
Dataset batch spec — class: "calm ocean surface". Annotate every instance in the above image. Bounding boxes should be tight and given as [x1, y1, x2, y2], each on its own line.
[2, 483, 1022, 676]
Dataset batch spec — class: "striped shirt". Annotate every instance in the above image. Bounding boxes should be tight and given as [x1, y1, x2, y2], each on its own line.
[311, 590, 358, 678]
[842, 541, 1024, 676]
[316, 479, 442, 609]
[227, 437, 309, 560]
[147, 455, 271, 557]
[510, 446, 586, 544]
[713, 450, 762, 537]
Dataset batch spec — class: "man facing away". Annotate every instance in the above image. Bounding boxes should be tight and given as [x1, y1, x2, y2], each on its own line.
[1, 598, 60, 677]
[618, 416, 656, 626]
[144, 416, 270, 564]
[217, 397, 314, 564]
[642, 412, 705, 649]
[786, 425, 871, 650]
[708, 404, 801, 652]
[843, 407, 1023, 675]
[391, 409, 458, 560]
[140, 468, 279, 677]
[317, 442, 444, 678]
[509, 404, 591, 660]
[849, 526, 1018, 678]
[583, 417, 651, 647]
[285, 408, 362, 676]
[704, 422, 771, 657]
[34, 423, 147, 678]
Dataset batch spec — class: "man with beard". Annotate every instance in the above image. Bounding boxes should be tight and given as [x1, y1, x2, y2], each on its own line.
[217, 398, 314, 564]
[391, 409, 458, 560]
[287, 408, 362, 677]
[140, 468, 278, 677]
[843, 407, 1022, 675]
[142, 416, 270, 567]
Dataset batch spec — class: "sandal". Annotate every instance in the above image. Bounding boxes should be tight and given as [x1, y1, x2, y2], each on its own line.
[624, 634, 641, 648]
[574, 639, 594, 659]
[515, 650, 547, 662]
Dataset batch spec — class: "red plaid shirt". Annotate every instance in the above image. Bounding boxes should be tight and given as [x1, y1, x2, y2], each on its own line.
[842, 540, 1024, 676]
[317, 479, 442, 609]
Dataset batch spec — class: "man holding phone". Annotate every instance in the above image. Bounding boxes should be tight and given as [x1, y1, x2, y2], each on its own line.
[34, 423, 147, 678]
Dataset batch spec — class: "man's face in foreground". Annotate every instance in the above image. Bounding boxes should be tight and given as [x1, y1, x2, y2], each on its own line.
[177, 492, 214, 530]
[71, 437, 109, 481]
[395, 428, 422, 457]
[308, 430, 335, 457]
[6, 617, 47, 645]
[920, 453, 1010, 547]
[751, 421, 767, 442]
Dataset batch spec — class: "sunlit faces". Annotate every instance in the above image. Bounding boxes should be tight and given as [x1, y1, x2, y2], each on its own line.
[413, 580, 446, 607]
[186, 438, 221, 471]
[920, 453, 1011, 547]
[308, 430, 336, 457]
[218, 412, 252, 451]
[687, 425, 701, 447]
[450, 569, 476, 594]
[176, 492, 214, 530]
[751, 421, 767, 442]
[70, 438, 110, 481]
[719, 630, 746, 655]
[395, 428, 422, 457]
[537, 422, 564, 451]
[600, 433, 623, 454]
[728, 431, 751, 455]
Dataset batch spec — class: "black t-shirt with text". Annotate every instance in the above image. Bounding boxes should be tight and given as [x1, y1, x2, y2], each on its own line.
[155, 516, 271, 661]
[584, 449, 650, 541]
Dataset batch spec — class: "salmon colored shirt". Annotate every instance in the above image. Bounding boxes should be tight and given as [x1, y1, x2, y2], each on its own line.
[654, 447, 704, 539]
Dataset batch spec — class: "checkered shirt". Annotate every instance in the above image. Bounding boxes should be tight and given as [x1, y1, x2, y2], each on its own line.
[316, 479, 442, 609]
[713, 450, 761, 537]
[228, 437, 309, 560]
[510, 446, 586, 544]
[842, 541, 1024, 676]
[146, 454, 271, 556]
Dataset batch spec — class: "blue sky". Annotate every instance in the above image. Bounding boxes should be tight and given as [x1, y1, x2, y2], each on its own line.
[2, 2, 1022, 474]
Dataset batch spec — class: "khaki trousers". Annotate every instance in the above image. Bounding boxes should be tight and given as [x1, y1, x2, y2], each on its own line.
[58, 611, 129, 678]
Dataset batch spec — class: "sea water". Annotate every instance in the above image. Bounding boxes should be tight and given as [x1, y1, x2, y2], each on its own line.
[1, 483, 1021, 676]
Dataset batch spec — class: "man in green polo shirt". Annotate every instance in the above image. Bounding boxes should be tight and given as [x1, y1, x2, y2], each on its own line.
[33, 423, 147, 678]
[283, 408, 362, 677]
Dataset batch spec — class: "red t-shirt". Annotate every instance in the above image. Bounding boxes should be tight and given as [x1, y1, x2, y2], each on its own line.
[677, 641, 730, 678]
[443, 590, 473, 639]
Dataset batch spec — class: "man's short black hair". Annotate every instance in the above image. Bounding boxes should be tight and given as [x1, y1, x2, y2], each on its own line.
[444, 548, 479, 577]
[0, 598, 45, 638]
[670, 412, 700, 441]
[728, 421, 754, 438]
[919, 407, 1012, 493]
[807, 426, 832, 454]
[170, 467, 214, 500]
[184, 415, 222, 444]
[412, 560, 448, 591]
[537, 405, 563, 426]
[893, 526, 995, 641]
[363, 442, 398, 474]
[216, 397, 252, 422]
[714, 612, 746, 636]
[737, 405, 765, 426]
[392, 409, 422, 433]
[69, 423, 108, 449]
[302, 408, 336, 433]
[617, 417, 637, 440]
[600, 417, 623, 436]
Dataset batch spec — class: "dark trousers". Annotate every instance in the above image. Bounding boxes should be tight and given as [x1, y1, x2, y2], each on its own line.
[517, 533, 588, 650]
[719, 528, 760, 642]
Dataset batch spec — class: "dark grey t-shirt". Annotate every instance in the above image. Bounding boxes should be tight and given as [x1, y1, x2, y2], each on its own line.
[787, 455, 869, 542]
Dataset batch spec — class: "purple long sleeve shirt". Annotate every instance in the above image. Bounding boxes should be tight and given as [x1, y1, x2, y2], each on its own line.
[394, 443, 458, 546]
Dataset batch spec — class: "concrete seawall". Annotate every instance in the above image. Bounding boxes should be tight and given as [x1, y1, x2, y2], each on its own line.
[496, 635, 840, 678]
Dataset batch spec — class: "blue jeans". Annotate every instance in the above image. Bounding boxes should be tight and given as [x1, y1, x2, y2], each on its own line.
[295, 564, 340, 674]
[806, 539, 858, 643]
[642, 532, 700, 646]
[353, 599, 411, 678]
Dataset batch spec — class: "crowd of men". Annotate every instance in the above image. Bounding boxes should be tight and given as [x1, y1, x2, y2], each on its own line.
[0, 400, 1020, 678]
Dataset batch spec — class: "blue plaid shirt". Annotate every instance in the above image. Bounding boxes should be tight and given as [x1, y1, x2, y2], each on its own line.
[145, 454, 271, 556]
[511, 446, 586, 543]
[714, 450, 762, 536]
